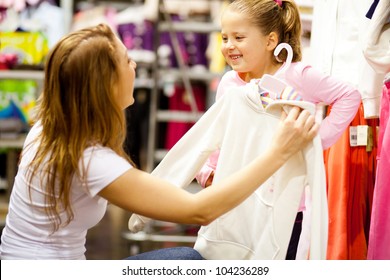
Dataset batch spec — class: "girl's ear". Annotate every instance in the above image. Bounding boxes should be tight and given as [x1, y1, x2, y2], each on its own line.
[266, 32, 279, 51]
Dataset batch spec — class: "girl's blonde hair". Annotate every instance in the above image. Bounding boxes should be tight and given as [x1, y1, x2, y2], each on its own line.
[228, 0, 302, 63]
[29, 23, 133, 232]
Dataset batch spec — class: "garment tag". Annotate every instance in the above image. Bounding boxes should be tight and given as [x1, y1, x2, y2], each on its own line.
[350, 126, 357, 147]
[349, 125, 373, 150]
[357, 125, 368, 146]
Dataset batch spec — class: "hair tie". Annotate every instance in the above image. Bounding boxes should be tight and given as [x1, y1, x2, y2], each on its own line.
[274, 0, 282, 7]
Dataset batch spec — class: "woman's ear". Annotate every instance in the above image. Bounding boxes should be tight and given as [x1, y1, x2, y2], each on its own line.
[266, 32, 279, 51]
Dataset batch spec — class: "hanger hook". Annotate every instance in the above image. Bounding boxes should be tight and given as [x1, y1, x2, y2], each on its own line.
[274, 43, 293, 74]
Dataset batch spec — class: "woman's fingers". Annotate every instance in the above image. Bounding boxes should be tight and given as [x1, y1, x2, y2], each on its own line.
[283, 106, 301, 122]
[286, 106, 318, 136]
[273, 106, 319, 156]
[295, 108, 319, 138]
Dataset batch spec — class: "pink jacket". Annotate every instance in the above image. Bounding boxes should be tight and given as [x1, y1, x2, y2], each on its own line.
[196, 62, 361, 187]
[368, 79, 390, 259]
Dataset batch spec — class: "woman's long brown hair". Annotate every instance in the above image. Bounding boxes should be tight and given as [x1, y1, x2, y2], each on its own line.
[28, 23, 133, 232]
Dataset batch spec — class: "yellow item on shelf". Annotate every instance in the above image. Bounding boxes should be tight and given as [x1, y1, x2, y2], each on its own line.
[0, 31, 49, 65]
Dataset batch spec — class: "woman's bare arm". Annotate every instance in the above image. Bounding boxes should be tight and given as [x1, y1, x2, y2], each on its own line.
[99, 107, 318, 225]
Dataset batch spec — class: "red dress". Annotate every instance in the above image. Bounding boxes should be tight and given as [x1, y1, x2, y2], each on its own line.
[324, 103, 378, 259]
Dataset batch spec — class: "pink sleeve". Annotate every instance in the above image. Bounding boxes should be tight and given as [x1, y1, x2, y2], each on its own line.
[195, 150, 220, 187]
[285, 63, 361, 150]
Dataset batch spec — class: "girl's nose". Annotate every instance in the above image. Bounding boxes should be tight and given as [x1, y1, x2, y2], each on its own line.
[225, 40, 235, 50]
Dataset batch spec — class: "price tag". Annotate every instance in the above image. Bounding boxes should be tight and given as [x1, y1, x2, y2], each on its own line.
[357, 125, 369, 146]
[350, 126, 357, 147]
[350, 125, 373, 151]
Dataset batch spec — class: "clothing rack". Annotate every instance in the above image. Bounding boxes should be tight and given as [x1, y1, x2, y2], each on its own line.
[145, 0, 221, 172]
[122, 0, 222, 255]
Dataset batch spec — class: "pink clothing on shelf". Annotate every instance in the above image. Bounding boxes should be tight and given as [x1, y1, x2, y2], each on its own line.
[165, 84, 206, 149]
[367, 80, 390, 260]
[196, 62, 361, 187]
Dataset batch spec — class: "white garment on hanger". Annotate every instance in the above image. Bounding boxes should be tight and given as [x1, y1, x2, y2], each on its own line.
[129, 83, 328, 260]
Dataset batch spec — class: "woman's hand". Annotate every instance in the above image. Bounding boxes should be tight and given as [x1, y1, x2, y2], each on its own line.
[271, 106, 319, 161]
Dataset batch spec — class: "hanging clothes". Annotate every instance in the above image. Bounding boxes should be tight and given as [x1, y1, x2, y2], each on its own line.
[368, 79, 390, 259]
[362, 0, 390, 75]
[129, 83, 328, 260]
[362, 0, 390, 260]
[324, 103, 378, 259]
[310, 0, 384, 119]
[311, 0, 384, 260]
[164, 83, 206, 149]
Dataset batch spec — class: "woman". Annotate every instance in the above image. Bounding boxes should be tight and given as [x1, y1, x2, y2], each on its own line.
[0, 23, 318, 259]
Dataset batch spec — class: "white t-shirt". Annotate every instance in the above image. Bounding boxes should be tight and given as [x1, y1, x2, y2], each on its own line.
[0, 122, 132, 259]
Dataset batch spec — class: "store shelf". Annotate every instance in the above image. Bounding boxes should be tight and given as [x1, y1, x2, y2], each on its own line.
[0, 70, 157, 90]
[0, 71, 41, 200]
[0, 70, 45, 80]
[159, 21, 220, 33]
[0, 134, 27, 149]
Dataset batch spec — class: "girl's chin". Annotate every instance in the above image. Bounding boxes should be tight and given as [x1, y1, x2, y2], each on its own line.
[229, 63, 239, 69]
[123, 98, 135, 109]
[230, 65, 246, 72]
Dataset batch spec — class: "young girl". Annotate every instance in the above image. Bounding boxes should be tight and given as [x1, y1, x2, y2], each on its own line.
[196, 0, 361, 259]
[0, 23, 317, 260]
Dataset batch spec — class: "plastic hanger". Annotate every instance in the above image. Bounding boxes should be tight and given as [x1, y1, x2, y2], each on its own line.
[260, 43, 325, 122]
[258, 43, 293, 98]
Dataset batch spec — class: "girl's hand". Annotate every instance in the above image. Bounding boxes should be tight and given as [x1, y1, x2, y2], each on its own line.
[204, 171, 214, 187]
